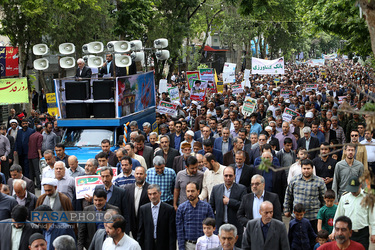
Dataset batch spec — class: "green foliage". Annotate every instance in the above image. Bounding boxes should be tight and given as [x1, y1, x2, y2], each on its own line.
[258, 157, 272, 172]
[301, 0, 371, 57]
[197, 63, 209, 69]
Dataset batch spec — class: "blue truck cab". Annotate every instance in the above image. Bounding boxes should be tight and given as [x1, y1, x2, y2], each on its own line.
[41, 71, 156, 170]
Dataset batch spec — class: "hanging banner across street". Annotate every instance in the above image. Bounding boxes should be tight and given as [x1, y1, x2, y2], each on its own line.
[251, 57, 285, 75]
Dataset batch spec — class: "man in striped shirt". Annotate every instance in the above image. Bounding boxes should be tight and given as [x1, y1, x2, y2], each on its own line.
[114, 156, 135, 187]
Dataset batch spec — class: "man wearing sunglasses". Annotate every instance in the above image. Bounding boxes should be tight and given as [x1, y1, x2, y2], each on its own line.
[341, 129, 368, 171]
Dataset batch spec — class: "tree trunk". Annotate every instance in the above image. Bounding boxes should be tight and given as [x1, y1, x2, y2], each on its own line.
[359, 0, 375, 58]
[236, 44, 242, 73]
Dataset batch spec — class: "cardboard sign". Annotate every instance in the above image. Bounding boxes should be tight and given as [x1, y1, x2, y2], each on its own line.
[158, 79, 168, 93]
[168, 87, 180, 103]
[216, 81, 223, 93]
[46, 93, 60, 116]
[338, 96, 346, 104]
[190, 80, 207, 102]
[282, 108, 300, 122]
[305, 84, 318, 92]
[223, 62, 236, 83]
[231, 83, 243, 94]
[157, 100, 178, 115]
[75, 175, 103, 199]
[280, 89, 292, 99]
[96, 167, 118, 177]
[242, 97, 257, 116]
[186, 71, 200, 90]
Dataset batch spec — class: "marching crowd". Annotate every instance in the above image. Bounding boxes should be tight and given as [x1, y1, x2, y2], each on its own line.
[0, 59, 374, 250]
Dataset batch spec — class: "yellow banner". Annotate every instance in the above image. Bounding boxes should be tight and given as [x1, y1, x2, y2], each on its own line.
[46, 93, 60, 116]
[0, 77, 28, 104]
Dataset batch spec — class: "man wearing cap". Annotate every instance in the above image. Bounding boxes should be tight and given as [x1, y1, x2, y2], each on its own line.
[35, 178, 74, 211]
[7, 118, 19, 141]
[179, 130, 195, 154]
[174, 142, 193, 173]
[330, 176, 375, 249]
[29, 233, 47, 250]
[304, 112, 314, 127]
[0, 205, 41, 250]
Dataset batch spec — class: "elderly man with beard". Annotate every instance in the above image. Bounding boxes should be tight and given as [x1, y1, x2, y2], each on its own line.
[155, 135, 180, 170]
[173, 142, 193, 173]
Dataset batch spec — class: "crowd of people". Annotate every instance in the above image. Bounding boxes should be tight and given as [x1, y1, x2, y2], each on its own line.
[0, 59, 374, 250]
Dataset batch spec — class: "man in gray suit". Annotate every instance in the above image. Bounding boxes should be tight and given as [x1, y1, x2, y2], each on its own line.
[208, 224, 242, 250]
[210, 167, 246, 248]
[88, 209, 119, 250]
[242, 201, 290, 250]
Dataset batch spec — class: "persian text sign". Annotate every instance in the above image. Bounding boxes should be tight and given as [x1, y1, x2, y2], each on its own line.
[242, 97, 257, 116]
[157, 101, 178, 115]
[0, 77, 28, 105]
[305, 84, 318, 92]
[231, 83, 243, 94]
[75, 175, 103, 199]
[0, 46, 19, 77]
[200, 69, 217, 94]
[251, 57, 285, 75]
[280, 89, 292, 99]
[282, 108, 300, 122]
[168, 87, 180, 103]
[46, 93, 60, 116]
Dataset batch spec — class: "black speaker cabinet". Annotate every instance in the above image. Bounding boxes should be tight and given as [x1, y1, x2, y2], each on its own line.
[93, 103, 115, 118]
[93, 80, 115, 100]
[66, 103, 89, 118]
[65, 81, 90, 100]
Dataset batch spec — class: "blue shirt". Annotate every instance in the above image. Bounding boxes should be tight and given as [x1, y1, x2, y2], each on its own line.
[146, 167, 176, 202]
[261, 220, 270, 241]
[235, 165, 243, 183]
[106, 185, 114, 202]
[250, 122, 262, 135]
[176, 200, 215, 250]
[116, 158, 141, 173]
[253, 191, 264, 219]
[311, 131, 325, 144]
[95, 204, 106, 230]
[114, 171, 136, 187]
[174, 134, 183, 150]
[288, 217, 317, 250]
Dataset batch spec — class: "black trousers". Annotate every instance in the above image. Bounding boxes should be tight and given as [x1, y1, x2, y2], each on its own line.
[29, 158, 41, 188]
[1, 158, 9, 181]
[351, 226, 369, 250]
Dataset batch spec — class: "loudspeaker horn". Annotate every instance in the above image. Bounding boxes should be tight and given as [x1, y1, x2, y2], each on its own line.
[131, 51, 144, 62]
[59, 43, 75, 55]
[130, 40, 143, 51]
[87, 56, 104, 68]
[32, 44, 49, 55]
[82, 44, 88, 53]
[114, 41, 130, 53]
[154, 38, 168, 49]
[33, 58, 49, 70]
[59, 57, 76, 69]
[155, 50, 170, 60]
[115, 54, 132, 67]
[86, 41, 104, 54]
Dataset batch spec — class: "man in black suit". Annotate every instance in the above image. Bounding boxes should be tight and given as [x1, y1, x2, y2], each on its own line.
[197, 126, 216, 145]
[297, 126, 320, 159]
[99, 54, 114, 77]
[76, 58, 92, 79]
[229, 150, 256, 191]
[138, 184, 176, 250]
[255, 152, 287, 208]
[96, 167, 130, 233]
[0, 205, 41, 250]
[155, 135, 180, 169]
[78, 188, 119, 250]
[8, 164, 35, 194]
[328, 85, 344, 98]
[237, 174, 282, 228]
[210, 167, 246, 247]
[168, 121, 185, 151]
[123, 166, 150, 238]
[134, 134, 154, 169]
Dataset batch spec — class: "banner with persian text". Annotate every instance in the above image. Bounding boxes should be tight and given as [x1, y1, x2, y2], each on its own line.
[251, 57, 285, 75]
[0, 77, 28, 105]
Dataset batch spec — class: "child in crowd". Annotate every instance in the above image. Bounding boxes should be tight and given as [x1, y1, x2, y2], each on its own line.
[317, 190, 337, 234]
[195, 217, 220, 250]
[313, 229, 329, 250]
[288, 203, 317, 250]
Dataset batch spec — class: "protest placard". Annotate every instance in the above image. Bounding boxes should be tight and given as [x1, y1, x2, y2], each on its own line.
[338, 96, 346, 104]
[223, 63, 236, 83]
[282, 108, 300, 122]
[305, 84, 318, 92]
[96, 167, 118, 178]
[242, 97, 257, 116]
[200, 69, 217, 94]
[75, 175, 103, 199]
[280, 89, 292, 99]
[306, 59, 325, 67]
[231, 83, 243, 94]
[216, 81, 223, 93]
[251, 57, 285, 75]
[158, 79, 168, 94]
[186, 71, 200, 90]
[157, 101, 178, 115]
[168, 86, 180, 103]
